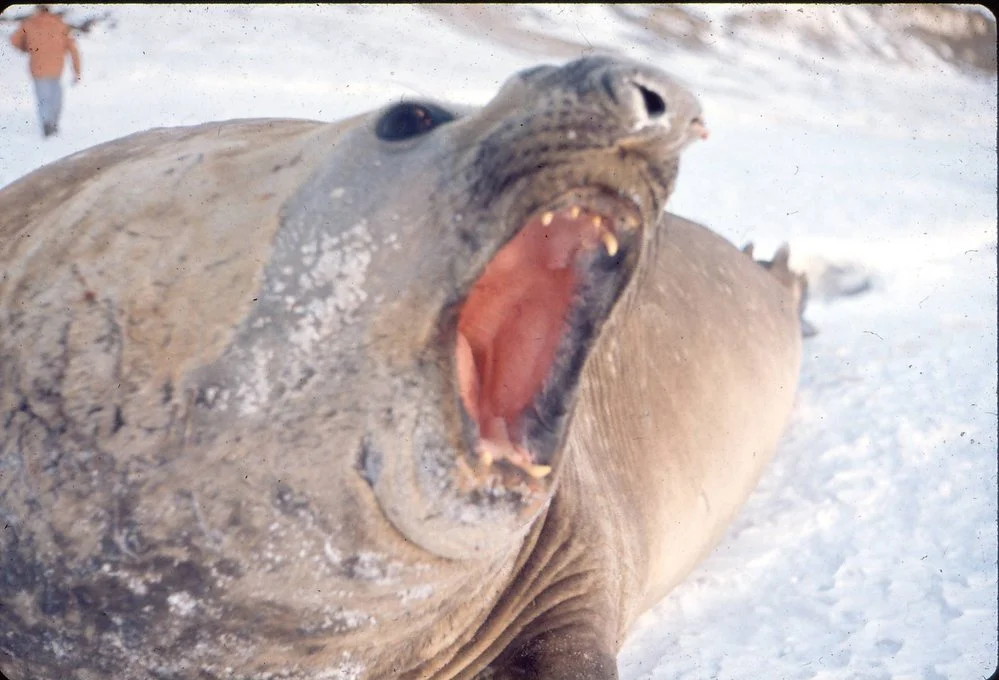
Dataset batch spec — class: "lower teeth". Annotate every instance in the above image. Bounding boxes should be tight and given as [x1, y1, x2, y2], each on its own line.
[478, 437, 552, 479]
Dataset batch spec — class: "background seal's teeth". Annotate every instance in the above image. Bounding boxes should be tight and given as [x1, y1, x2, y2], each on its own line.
[623, 215, 640, 231]
[569, 206, 581, 219]
[541, 211, 554, 226]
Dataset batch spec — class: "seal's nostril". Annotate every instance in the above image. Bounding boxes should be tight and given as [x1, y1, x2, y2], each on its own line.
[637, 84, 666, 118]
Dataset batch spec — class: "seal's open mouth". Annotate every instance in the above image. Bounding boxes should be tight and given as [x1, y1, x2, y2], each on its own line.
[455, 188, 642, 487]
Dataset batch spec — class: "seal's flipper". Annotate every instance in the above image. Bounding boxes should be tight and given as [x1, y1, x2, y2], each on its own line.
[749, 243, 817, 338]
[770, 242, 791, 270]
[487, 627, 619, 679]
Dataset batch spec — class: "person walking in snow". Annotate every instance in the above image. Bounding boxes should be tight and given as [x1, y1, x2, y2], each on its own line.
[10, 5, 82, 138]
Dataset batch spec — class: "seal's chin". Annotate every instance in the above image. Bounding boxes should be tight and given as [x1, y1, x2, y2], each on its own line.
[455, 188, 642, 488]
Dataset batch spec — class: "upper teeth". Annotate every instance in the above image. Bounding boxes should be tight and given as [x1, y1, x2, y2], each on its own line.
[601, 231, 619, 257]
[545, 207, 624, 257]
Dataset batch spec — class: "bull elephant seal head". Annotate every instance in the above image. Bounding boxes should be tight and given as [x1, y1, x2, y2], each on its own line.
[282, 56, 710, 558]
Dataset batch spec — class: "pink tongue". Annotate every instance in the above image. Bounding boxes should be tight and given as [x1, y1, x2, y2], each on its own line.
[456, 213, 584, 448]
[457, 270, 572, 441]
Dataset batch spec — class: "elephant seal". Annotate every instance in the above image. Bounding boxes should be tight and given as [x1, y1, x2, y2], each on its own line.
[0, 56, 802, 679]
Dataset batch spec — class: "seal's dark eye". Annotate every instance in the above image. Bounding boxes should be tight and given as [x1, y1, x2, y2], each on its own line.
[376, 102, 455, 141]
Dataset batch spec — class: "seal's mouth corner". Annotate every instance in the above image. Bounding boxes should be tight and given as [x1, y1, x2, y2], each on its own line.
[450, 188, 643, 493]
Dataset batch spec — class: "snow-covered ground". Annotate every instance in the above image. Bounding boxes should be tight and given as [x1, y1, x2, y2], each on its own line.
[2, 5, 996, 679]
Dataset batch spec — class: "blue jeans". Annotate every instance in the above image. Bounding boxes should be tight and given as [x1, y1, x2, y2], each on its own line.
[33, 77, 63, 133]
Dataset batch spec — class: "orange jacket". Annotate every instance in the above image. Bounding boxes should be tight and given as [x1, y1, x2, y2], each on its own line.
[10, 10, 81, 80]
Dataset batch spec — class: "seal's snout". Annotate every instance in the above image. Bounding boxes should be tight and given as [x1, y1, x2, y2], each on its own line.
[632, 72, 707, 143]
[586, 58, 709, 145]
[629, 79, 708, 139]
[516, 56, 708, 144]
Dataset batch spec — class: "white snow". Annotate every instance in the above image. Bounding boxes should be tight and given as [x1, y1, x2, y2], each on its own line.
[1, 4, 995, 679]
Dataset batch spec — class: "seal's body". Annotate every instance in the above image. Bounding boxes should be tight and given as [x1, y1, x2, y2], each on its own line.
[0, 57, 802, 679]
